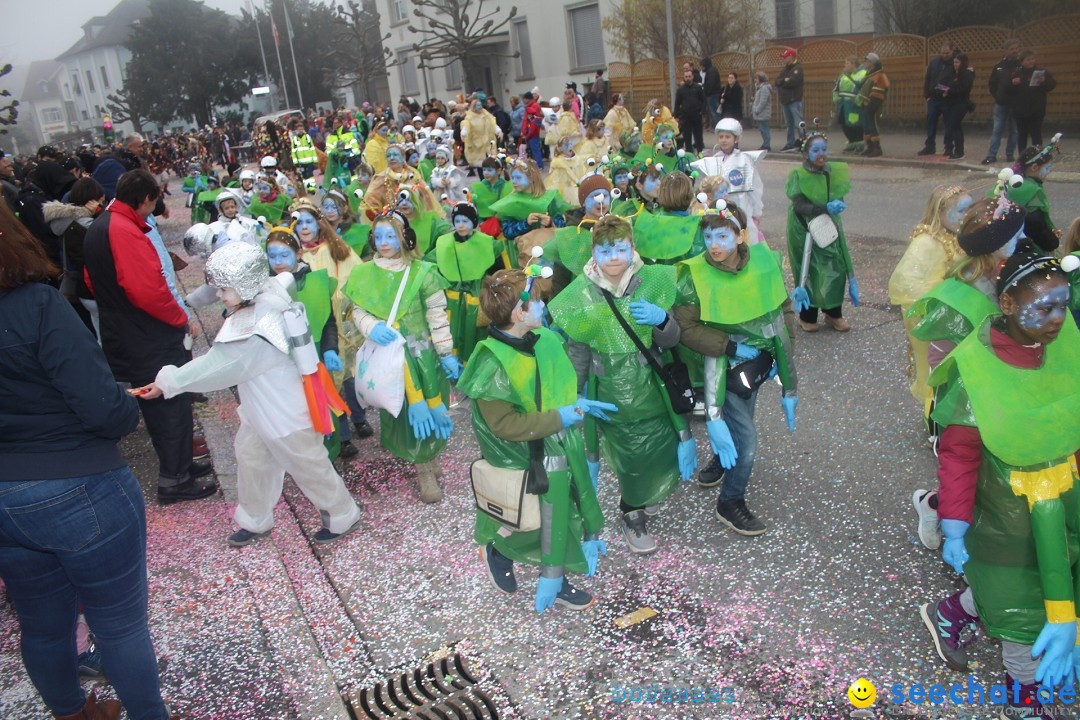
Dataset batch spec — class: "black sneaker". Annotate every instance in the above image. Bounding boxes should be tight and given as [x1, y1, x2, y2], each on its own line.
[228, 528, 271, 547]
[555, 580, 594, 610]
[480, 543, 517, 593]
[77, 643, 105, 679]
[916, 147, 935, 156]
[697, 454, 725, 488]
[716, 499, 767, 536]
[312, 517, 362, 544]
[353, 420, 374, 439]
[190, 459, 214, 479]
[338, 440, 359, 459]
[981, 156, 996, 165]
[948, 152, 965, 160]
[157, 477, 219, 505]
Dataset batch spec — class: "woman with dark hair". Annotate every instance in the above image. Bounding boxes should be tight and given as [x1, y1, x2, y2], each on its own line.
[42, 177, 107, 337]
[0, 201, 175, 719]
[941, 52, 975, 160]
[719, 72, 744, 121]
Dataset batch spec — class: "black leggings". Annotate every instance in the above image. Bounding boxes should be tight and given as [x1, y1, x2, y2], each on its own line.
[799, 306, 842, 323]
[1015, 115, 1044, 153]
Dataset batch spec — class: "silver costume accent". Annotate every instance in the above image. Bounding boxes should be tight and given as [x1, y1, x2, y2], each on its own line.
[205, 241, 269, 301]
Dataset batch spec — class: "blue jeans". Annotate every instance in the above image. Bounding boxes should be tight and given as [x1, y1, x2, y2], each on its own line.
[757, 120, 772, 150]
[707, 94, 721, 124]
[987, 103, 1017, 160]
[783, 101, 803, 147]
[719, 387, 759, 502]
[0, 468, 169, 719]
[339, 376, 368, 442]
[528, 137, 544, 169]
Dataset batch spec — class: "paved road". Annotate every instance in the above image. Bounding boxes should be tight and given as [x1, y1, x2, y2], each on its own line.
[2, 161, 1078, 720]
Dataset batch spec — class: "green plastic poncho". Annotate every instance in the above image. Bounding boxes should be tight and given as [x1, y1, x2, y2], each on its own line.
[785, 163, 853, 309]
[470, 178, 512, 220]
[489, 189, 573, 222]
[424, 230, 502, 363]
[633, 211, 703, 264]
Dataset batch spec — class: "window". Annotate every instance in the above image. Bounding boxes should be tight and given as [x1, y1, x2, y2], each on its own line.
[398, 51, 419, 95]
[85, 70, 96, 93]
[445, 58, 463, 92]
[814, 0, 835, 34]
[72, 75, 82, 95]
[389, 0, 407, 23]
[81, 109, 90, 120]
[100, 65, 110, 89]
[512, 18, 533, 80]
[42, 108, 63, 123]
[568, 3, 604, 71]
[775, 0, 796, 38]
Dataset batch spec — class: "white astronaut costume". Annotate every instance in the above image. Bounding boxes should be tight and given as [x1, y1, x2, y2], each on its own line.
[154, 243, 361, 537]
[690, 119, 767, 245]
[428, 146, 469, 204]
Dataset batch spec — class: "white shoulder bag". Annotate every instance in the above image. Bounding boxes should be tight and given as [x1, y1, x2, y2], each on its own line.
[353, 264, 411, 417]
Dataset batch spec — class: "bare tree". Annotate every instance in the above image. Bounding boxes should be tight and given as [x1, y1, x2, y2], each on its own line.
[603, 0, 765, 62]
[0, 64, 19, 135]
[106, 88, 147, 134]
[406, 0, 519, 96]
[333, 0, 395, 101]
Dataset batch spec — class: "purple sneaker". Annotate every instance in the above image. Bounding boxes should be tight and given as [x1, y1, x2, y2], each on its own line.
[1000, 673, 1063, 719]
[919, 590, 977, 672]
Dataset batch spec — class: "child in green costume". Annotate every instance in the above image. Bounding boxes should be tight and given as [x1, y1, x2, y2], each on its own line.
[633, 171, 704, 264]
[424, 202, 506, 363]
[322, 189, 370, 257]
[674, 202, 798, 536]
[458, 269, 613, 613]
[397, 184, 451, 257]
[342, 213, 463, 503]
[344, 161, 374, 217]
[470, 156, 512, 221]
[246, 175, 291, 226]
[491, 158, 571, 268]
[921, 249, 1080, 716]
[786, 129, 859, 333]
[1006, 139, 1062, 253]
[548, 215, 697, 555]
[542, 173, 614, 296]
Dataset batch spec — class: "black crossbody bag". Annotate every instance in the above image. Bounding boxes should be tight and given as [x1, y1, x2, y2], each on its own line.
[599, 289, 695, 415]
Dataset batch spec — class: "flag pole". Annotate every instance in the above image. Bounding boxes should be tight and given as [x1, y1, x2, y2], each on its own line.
[249, 0, 276, 111]
[269, 1, 291, 108]
[282, 0, 304, 109]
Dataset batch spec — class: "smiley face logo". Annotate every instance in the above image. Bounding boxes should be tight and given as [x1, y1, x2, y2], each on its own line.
[847, 678, 876, 708]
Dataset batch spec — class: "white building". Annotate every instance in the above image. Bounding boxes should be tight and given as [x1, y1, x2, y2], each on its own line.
[56, 0, 150, 138]
[19, 61, 75, 147]
[377, 0, 620, 107]
[768, 0, 877, 39]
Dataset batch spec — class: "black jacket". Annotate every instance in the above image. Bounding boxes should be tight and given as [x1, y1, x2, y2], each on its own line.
[776, 61, 804, 104]
[0, 282, 139, 481]
[1012, 65, 1057, 119]
[720, 83, 744, 120]
[942, 67, 975, 105]
[923, 55, 953, 98]
[674, 81, 706, 119]
[701, 62, 722, 95]
[988, 56, 1021, 106]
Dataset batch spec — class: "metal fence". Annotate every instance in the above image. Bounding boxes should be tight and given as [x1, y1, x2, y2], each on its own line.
[608, 14, 1080, 127]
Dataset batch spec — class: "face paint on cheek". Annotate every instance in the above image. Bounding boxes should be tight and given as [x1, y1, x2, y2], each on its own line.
[1001, 228, 1023, 258]
[483, 168, 497, 180]
[373, 225, 401, 253]
[946, 195, 973, 227]
[614, 173, 629, 189]
[1017, 287, 1070, 331]
[584, 190, 611, 215]
[527, 299, 545, 325]
[704, 227, 737, 254]
[321, 201, 339, 219]
[267, 245, 297, 271]
[386, 149, 403, 166]
[643, 177, 660, 195]
[511, 170, 529, 190]
[808, 140, 828, 162]
[296, 212, 319, 244]
[1040, 163, 1053, 179]
[593, 240, 634, 267]
[453, 216, 474, 234]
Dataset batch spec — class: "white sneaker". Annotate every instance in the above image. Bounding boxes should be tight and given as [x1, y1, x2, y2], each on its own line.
[644, 503, 660, 517]
[692, 401, 706, 417]
[912, 489, 941, 550]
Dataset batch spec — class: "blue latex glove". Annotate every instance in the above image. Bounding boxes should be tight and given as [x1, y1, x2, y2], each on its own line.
[1033, 620, 1078, 690]
[587, 459, 600, 490]
[790, 286, 811, 313]
[369, 321, 398, 346]
[430, 403, 454, 440]
[535, 575, 563, 613]
[582, 539, 607, 577]
[826, 199, 846, 215]
[322, 349, 343, 372]
[577, 399, 618, 422]
[440, 354, 464, 381]
[629, 299, 667, 326]
[558, 405, 583, 429]
[940, 518, 970, 575]
[705, 418, 738, 469]
[733, 343, 760, 361]
[1072, 647, 1080, 691]
[677, 438, 697, 481]
[848, 276, 861, 307]
[781, 394, 798, 432]
[407, 400, 435, 441]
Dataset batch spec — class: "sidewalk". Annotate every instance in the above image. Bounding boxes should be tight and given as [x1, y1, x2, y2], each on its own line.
[728, 123, 1080, 183]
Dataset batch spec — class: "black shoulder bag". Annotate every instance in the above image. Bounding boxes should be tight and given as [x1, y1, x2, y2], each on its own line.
[599, 289, 696, 415]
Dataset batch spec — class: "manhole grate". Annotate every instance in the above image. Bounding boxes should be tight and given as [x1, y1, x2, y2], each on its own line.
[353, 652, 500, 719]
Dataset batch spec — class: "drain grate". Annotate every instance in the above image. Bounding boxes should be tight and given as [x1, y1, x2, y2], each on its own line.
[353, 653, 500, 719]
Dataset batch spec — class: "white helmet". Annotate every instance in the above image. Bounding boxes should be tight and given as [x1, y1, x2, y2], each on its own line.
[214, 188, 242, 211]
[239, 169, 256, 182]
[714, 118, 743, 137]
[403, 124, 416, 134]
[260, 155, 278, 169]
[549, 97, 561, 108]
[434, 117, 448, 130]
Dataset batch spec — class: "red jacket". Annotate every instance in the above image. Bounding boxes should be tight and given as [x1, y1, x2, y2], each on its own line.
[521, 100, 543, 140]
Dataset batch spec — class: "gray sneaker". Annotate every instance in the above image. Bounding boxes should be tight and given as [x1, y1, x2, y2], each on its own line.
[644, 503, 660, 517]
[912, 489, 942, 550]
[621, 510, 657, 554]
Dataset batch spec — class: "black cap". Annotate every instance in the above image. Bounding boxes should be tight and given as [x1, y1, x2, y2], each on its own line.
[450, 202, 478, 227]
[958, 198, 1027, 257]
[522, 91, 534, 100]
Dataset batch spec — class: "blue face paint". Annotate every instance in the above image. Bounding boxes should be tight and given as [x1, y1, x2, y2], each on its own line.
[256, 181, 272, 196]
[643, 176, 660, 196]
[483, 167, 497, 180]
[592, 239, 634, 271]
[807, 139, 828, 163]
[659, 132, 674, 148]
[527, 298, 545, 326]
[267, 244, 297, 273]
[453, 215, 475, 234]
[1039, 162, 1053, 179]
[378, 126, 389, 136]
[321, 200, 340, 219]
[614, 172, 629, 190]
[1000, 227, 1023, 258]
[386, 148, 404, 166]
[372, 223, 402, 255]
[704, 226, 738, 257]
[284, 184, 296, 197]
[511, 170, 529, 191]
[295, 211, 319, 243]
[358, 173, 371, 185]
[946, 194, 973, 228]
[407, 152, 419, 165]
[713, 185, 729, 201]
[1017, 285, 1070, 332]
[561, 138, 575, 154]
[397, 197, 414, 212]
[584, 189, 611, 216]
